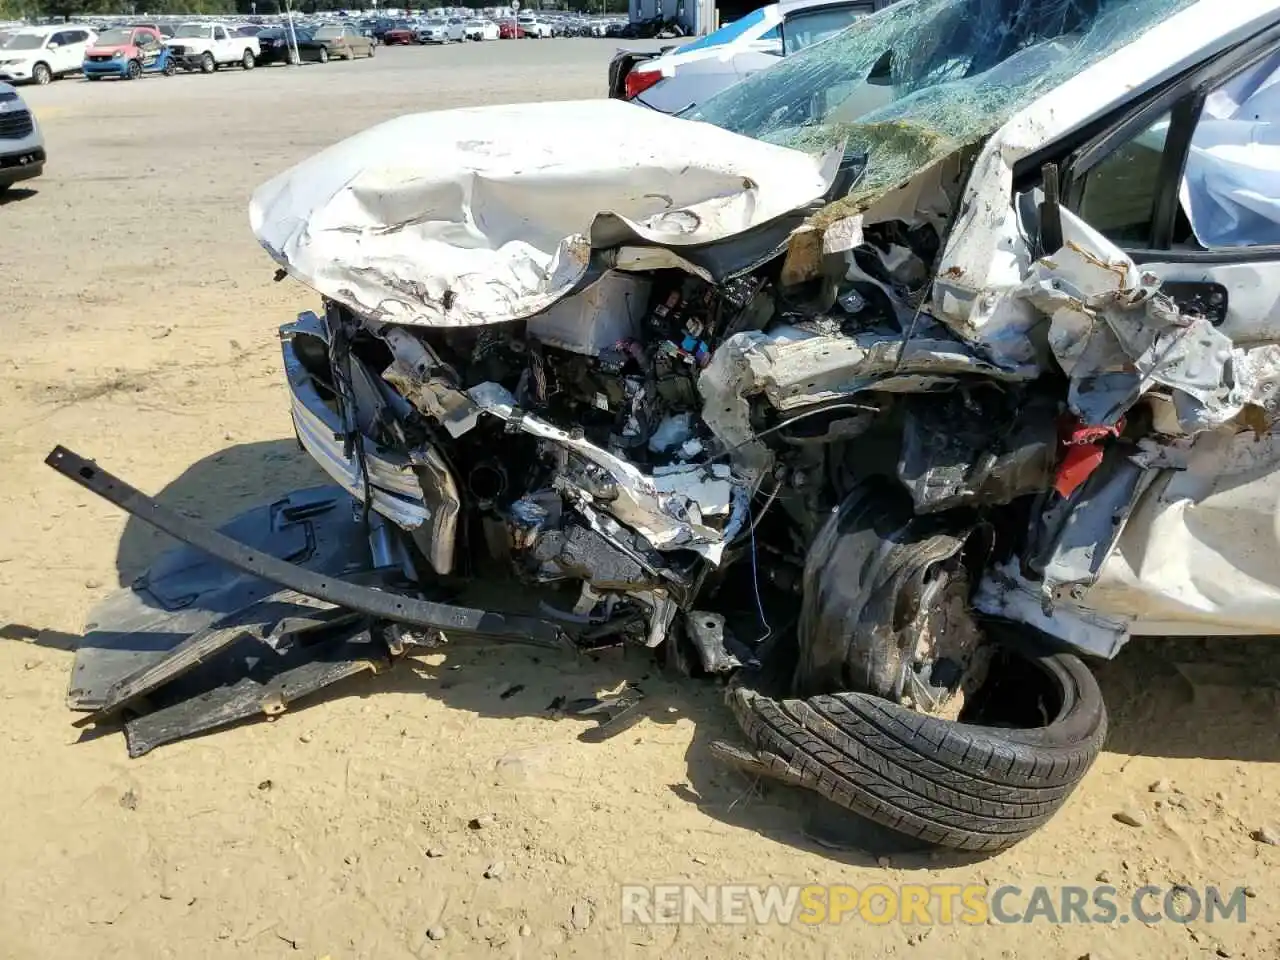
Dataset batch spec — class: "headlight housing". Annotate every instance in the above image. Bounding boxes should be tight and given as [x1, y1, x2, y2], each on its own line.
[112, 50, 124, 59]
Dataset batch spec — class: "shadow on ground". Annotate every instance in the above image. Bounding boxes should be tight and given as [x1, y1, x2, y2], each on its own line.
[112, 438, 324, 586]
[0, 186, 37, 206]
[8, 439, 1280, 864]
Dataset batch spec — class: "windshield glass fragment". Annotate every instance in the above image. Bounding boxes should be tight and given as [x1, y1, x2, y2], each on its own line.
[690, 0, 1198, 210]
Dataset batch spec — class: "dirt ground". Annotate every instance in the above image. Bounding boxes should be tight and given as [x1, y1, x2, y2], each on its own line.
[3, 39, 1280, 960]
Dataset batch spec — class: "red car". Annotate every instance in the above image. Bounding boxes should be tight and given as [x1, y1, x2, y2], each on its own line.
[382, 21, 417, 44]
[497, 19, 523, 38]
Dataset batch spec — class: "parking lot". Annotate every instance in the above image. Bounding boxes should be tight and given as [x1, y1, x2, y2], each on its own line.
[3, 38, 1280, 960]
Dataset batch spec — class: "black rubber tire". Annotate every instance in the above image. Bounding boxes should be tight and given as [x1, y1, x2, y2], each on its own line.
[726, 649, 1107, 852]
[163, 59, 176, 77]
[200, 52, 215, 73]
[241, 49, 255, 69]
[33, 62, 52, 85]
[317, 46, 328, 63]
[125, 59, 142, 80]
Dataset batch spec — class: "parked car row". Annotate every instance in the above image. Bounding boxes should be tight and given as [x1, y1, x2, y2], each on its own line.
[376, 14, 589, 43]
[0, 20, 382, 85]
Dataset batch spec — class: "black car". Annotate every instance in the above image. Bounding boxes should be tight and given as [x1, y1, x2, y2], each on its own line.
[255, 25, 313, 65]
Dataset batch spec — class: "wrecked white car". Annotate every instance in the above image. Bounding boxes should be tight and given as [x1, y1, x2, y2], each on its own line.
[50, 0, 1280, 854]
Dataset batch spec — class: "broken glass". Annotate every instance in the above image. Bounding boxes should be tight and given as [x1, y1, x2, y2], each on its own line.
[691, 0, 1198, 211]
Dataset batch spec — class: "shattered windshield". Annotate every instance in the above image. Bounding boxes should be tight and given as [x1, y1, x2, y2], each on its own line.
[93, 28, 133, 45]
[690, 0, 1199, 207]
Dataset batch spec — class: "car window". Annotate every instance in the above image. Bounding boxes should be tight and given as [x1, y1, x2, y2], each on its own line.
[782, 4, 875, 56]
[1075, 113, 1172, 246]
[1181, 50, 1280, 248]
[1070, 47, 1280, 251]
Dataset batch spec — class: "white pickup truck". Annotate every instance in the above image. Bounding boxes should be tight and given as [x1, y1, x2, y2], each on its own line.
[165, 23, 259, 73]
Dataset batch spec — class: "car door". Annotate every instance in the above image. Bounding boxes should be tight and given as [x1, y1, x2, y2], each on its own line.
[211, 24, 228, 60]
[1056, 27, 1280, 347]
[1035, 24, 1280, 633]
[66, 30, 92, 72]
[136, 30, 161, 67]
[44, 32, 70, 74]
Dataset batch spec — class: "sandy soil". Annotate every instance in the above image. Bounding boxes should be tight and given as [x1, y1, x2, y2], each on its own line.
[2, 40, 1279, 960]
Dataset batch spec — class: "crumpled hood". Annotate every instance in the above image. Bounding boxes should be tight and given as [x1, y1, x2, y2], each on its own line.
[249, 99, 837, 327]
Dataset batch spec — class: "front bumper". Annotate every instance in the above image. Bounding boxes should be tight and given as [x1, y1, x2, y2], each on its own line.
[0, 145, 44, 185]
[0, 63, 34, 82]
[281, 312, 431, 533]
[83, 58, 130, 77]
[172, 52, 211, 68]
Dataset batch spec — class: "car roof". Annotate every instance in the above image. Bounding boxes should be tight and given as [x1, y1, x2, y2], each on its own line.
[777, 0, 874, 14]
[16, 24, 91, 35]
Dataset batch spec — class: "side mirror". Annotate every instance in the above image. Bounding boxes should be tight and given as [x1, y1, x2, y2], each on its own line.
[48, 41, 61, 48]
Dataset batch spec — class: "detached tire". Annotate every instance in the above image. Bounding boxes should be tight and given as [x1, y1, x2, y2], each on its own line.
[727, 649, 1107, 852]
[720, 480, 1107, 852]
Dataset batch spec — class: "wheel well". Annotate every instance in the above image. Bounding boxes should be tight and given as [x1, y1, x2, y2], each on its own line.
[33, 60, 50, 74]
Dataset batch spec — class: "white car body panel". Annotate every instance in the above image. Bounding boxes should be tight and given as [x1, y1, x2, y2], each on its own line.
[255, 0, 1280, 653]
[250, 98, 838, 328]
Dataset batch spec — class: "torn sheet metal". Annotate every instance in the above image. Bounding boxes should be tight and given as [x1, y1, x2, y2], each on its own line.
[1028, 444, 1156, 605]
[467, 381, 748, 563]
[1083, 426, 1280, 636]
[698, 320, 1035, 470]
[249, 99, 837, 329]
[896, 389, 1057, 514]
[975, 561, 1131, 659]
[998, 209, 1279, 430]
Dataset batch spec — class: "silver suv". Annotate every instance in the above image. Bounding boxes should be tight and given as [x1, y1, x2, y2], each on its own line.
[0, 81, 43, 193]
